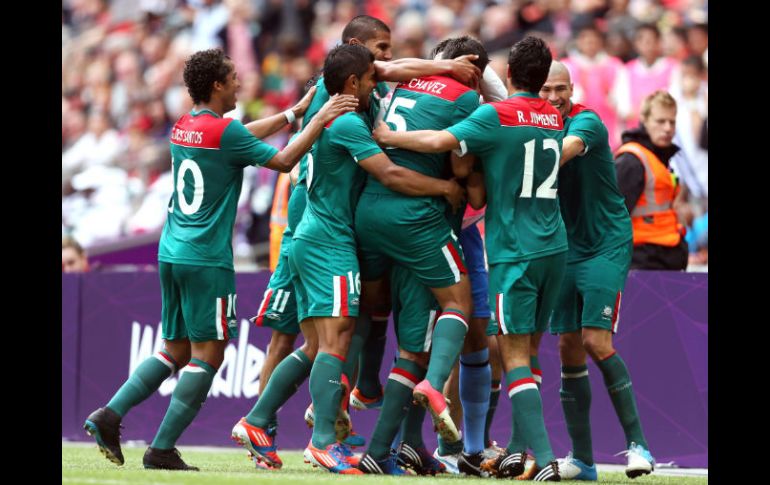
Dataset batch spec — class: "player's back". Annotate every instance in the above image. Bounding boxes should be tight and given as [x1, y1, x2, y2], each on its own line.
[159, 110, 243, 268]
[365, 75, 479, 200]
[160, 110, 270, 270]
[450, 94, 567, 263]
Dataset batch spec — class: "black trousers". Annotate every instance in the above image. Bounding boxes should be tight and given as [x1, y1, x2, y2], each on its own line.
[630, 239, 689, 270]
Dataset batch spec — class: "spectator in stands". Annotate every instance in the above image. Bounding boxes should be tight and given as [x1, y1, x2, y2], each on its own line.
[562, 24, 629, 149]
[670, 55, 708, 209]
[622, 24, 679, 129]
[62, 236, 89, 273]
[686, 23, 708, 59]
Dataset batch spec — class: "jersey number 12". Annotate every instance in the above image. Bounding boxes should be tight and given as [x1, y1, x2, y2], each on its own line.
[520, 139, 560, 199]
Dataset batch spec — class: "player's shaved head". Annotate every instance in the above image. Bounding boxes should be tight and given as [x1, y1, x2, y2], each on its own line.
[548, 61, 571, 82]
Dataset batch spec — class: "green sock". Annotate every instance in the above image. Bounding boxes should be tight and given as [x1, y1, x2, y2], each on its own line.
[309, 352, 344, 449]
[357, 313, 387, 397]
[506, 401, 527, 452]
[368, 358, 425, 460]
[247, 349, 312, 428]
[401, 403, 427, 449]
[425, 309, 467, 390]
[561, 364, 594, 465]
[506, 366, 554, 467]
[484, 380, 501, 446]
[107, 351, 177, 417]
[151, 358, 215, 450]
[531, 355, 542, 390]
[343, 314, 370, 386]
[597, 352, 648, 449]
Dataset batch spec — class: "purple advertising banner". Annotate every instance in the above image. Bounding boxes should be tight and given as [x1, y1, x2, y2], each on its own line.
[62, 274, 81, 439]
[62, 271, 707, 468]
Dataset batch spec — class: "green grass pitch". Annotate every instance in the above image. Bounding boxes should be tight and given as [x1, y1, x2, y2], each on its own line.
[62, 443, 707, 485]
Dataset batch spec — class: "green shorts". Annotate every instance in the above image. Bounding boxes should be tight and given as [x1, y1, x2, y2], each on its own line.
[289, 238, 360, 321]
[391, 265, 440, 353]
[550, 242, 632, 334]
[488, 252, 567, 335]
[159, 262, 238, 343]
[356, 193, 466, 288]
[251, 235, 300, 335]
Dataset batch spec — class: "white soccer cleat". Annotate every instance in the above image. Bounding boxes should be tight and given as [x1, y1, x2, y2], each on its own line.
[617, 442, 655, 478]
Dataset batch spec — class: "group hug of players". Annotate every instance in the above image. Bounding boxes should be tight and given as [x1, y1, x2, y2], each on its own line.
[236, 17, 655, 483]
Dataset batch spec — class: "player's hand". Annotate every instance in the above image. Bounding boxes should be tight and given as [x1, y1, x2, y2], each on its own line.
[372, 120, 392, 146]
[443, 178, 466, 213]
[317, 94, 359, 124]
[449, 55, 481, 88]
[293, 85, 317, 118]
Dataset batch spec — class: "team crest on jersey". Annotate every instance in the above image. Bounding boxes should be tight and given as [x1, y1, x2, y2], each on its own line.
[601, 306, 613, 319]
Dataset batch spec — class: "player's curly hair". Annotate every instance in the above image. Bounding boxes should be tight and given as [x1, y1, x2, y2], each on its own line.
[183, 49, 233, 105]
[508, 36, 552, 93]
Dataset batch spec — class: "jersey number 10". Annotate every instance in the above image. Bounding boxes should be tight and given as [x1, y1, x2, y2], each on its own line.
[168, 158, 205, 215]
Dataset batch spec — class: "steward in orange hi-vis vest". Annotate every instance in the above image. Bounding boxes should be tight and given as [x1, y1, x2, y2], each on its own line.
[615, 141, 682, 247]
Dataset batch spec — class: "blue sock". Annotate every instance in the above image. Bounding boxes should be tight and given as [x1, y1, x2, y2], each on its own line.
[459, 348, 490, 454]
[391, 427, 403, 451]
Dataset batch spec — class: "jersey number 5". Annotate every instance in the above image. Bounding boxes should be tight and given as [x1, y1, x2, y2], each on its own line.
[520, 139, 560, 199]
[384, 97, 417, 132]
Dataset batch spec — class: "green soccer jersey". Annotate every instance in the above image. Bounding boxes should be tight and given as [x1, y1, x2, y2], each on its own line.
[159, 109, 279, 270]
[559, 104, 632, 262]
[447, 93, 567, 263]
[298, 77, 390, 186]
[364, 75, 479, 204]
[293, 111, 383, 251]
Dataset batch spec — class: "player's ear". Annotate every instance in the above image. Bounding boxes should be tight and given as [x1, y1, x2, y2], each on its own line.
[347, 73, 358, 90]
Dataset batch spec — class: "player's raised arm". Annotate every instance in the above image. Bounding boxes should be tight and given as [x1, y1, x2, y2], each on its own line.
[244, 86, 317, 139]
[375, 55, 481, 86]
[263, 94, 358, 172]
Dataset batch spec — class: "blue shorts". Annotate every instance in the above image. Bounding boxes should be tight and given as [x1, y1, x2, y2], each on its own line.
[459, 224, 491, 319]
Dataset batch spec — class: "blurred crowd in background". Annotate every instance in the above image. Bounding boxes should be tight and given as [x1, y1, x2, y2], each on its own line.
[62, 0, 707, 269]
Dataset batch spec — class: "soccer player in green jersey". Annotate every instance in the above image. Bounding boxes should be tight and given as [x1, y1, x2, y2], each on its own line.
[539, 61, 655, 480]
[374, 36, 566, 481]
[232, 15, 481, 469]
[83, 48, 357, 471]
[294, 43, 466, 475]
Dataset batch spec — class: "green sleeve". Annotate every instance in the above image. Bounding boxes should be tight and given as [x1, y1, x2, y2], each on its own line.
[221, 120, 279, 167]
[302, 77, 329, 127]
[567, 111, 606, 156]
[330, 113, 383, 163]
[451, 90, 480, 125]
[446, 103, 500, 157]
